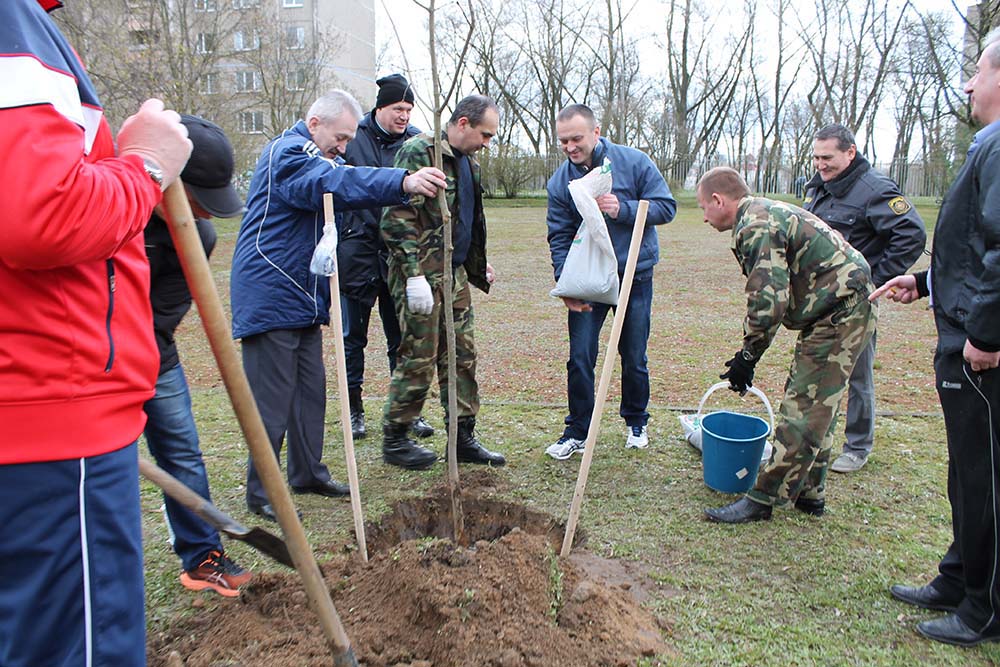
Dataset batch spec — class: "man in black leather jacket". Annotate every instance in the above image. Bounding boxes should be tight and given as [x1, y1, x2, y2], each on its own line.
[876, 29, 1000, 647]
[338, 74, 434, 441]
[803, 124, 926, 473]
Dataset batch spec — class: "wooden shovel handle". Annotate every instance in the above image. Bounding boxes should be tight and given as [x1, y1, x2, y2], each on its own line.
[160, 182, 356, 663]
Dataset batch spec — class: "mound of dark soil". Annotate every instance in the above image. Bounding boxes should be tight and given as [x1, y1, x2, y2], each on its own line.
[148, 477, 672, 667]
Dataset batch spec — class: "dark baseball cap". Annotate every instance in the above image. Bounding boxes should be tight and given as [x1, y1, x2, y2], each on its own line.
[180, 114, 245, 218]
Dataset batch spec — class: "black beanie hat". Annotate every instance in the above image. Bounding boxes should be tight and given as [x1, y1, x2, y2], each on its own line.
[375, 74, 415, 109]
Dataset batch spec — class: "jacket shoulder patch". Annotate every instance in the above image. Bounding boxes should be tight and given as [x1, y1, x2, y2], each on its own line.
[888, 196, 911, 215]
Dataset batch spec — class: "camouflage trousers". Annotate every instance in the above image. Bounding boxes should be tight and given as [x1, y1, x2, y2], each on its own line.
[383, 265, 480, 426]
[747, 294, 877, 507]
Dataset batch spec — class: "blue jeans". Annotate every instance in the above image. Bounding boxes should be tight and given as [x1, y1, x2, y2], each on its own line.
[143, 363, 221, 572]
[341, 277, 401, 389]
[563, 271, 653, 439]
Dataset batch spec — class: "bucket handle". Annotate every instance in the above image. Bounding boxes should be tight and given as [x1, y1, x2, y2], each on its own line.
[696, 382, 775, 437]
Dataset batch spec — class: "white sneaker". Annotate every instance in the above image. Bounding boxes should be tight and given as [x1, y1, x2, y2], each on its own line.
[626, 425, 649, 449]
[546, 436, 585, 460]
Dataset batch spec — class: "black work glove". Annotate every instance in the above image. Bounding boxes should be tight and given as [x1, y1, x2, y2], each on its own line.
[721, 350, 757, 396]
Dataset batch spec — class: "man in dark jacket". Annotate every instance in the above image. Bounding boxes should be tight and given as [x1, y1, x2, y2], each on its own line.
[544, 104, 676, 459]
[143, 115, 251, 597]
[803, 124, 926, 473]
[878, 29, 1000, 647]
[230, 90, 445, 520]
[339, 74, 433, 442]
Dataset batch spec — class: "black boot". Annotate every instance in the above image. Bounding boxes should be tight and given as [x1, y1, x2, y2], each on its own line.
[793, 496, 825, 517]
[411, 415, 435, 438]
[704, 496, 772, 523]
[348, 386, 366, 439]
[453, 417, 506, 466]
[382, 421, 437, 470]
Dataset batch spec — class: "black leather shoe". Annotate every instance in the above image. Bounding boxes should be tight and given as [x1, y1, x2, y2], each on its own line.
[247, 503, 302, 523]
[350, 410, 367, 439]
[291, 479, 350, 497]
[794, 496, 825, 517]
[890, 583, 960, 612]
[704, 497, 772, 523]
[916, 614, 1000, 647]
[411, 416, 435, 438]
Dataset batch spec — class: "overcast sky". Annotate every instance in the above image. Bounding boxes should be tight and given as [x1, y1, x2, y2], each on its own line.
[371, 0, 972, 159]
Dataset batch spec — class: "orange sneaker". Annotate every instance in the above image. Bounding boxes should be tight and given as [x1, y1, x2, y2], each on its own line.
[179, 550, 251, 598]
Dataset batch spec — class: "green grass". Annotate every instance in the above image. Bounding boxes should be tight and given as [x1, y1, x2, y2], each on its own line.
[144, 199, 996, 665]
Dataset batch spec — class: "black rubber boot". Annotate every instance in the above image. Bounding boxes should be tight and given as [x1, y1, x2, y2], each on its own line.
[454, 417, 506, 466]
[348, 386, 366, 439]
[382, 421, 437, 470]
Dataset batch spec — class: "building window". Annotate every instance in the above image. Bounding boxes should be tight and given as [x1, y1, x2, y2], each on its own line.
[286, 70, 306, 91]
[283, 0, 304, 7]
[285, 26, 305, 49]
[239, 111, 264, 134]
[234, 30, 259, 51]
[235, 70, 262, 92]
[200, 72, 219, 94]
[195, 32, 216, 54]
[193, 0, 218, 10]
[232, 0, 259, 8]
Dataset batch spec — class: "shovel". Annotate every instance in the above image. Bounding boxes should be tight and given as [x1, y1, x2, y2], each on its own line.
[139, 456, 294, 568]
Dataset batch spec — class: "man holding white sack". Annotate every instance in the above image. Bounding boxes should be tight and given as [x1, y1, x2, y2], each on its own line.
[545, 104, 676, 459]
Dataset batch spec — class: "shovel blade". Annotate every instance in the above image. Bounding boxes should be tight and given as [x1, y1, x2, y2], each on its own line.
[225, 527, 295, 568]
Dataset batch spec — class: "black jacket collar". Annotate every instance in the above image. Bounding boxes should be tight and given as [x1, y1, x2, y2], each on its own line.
[806, 154, 871, 197]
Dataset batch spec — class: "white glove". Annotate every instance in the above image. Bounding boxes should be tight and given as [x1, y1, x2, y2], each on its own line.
[310, 222, 338, 276]
[117, 99, 192, 190]
[406, 276, 434, 315]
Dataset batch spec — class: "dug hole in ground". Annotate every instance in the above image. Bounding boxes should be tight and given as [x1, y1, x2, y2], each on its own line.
[148, 470, 674, 667]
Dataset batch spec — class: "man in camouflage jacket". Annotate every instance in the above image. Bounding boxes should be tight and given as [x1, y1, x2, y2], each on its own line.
[696, 167, 877, 523]
[379, 94, 506, 470]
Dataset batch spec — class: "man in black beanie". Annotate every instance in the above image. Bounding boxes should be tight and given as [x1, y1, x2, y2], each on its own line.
[338, 74, 435, 441]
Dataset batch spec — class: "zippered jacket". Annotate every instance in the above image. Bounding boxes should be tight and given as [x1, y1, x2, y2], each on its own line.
[803, 155, 926, 288]
[546, 137, 676, 281]
[230, 120, 410, 339]
[337, 112, 420, 304]
[0, 0, 162, 464]
[926, 128, 1000, 354]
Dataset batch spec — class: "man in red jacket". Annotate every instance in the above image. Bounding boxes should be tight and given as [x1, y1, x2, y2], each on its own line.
[0, 2, 192, 665]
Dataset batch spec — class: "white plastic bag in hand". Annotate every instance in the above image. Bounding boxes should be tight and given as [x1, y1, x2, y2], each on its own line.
[550, 159, 620, 305]
[310, 222, 338, 276]
[406, 275, 434, 315]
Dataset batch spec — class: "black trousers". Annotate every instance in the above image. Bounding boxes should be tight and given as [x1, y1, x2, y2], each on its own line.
[242, 326, 331, 506]
[931, 348, 1000, 632]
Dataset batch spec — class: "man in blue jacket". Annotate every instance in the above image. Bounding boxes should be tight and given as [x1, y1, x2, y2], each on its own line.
[544, 104, 676, 459]
[338, 74, 434, 442]
[231, 90, 446, 521]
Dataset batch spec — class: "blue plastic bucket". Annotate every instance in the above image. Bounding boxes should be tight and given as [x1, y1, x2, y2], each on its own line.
[701, 410, 770, 494]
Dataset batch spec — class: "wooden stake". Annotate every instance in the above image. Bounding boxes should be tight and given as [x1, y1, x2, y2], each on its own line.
[323, 194, 369, 562]
[560, 200, 650, 557]
[161, 182, 358, 666]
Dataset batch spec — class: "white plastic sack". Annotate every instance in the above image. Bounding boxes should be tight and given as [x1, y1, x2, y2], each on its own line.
[550, 159, 620, 305]
[310, 221, 338, 276]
